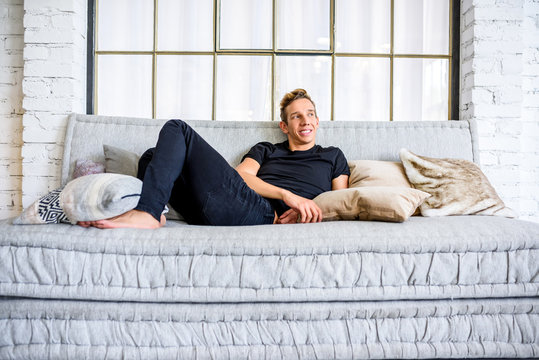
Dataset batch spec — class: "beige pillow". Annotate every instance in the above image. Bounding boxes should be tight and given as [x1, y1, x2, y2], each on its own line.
[348, 160, 412, 188]
[399, 148, 515, 218]
[348, 159, 421, 216]
[314, 187, 431, 223]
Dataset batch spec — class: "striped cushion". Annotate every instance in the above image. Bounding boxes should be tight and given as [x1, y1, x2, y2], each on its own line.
[60, 173, 142, 224]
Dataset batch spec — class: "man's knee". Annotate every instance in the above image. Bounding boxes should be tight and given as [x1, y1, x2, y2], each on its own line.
[163, 119, 194, 136]
[164, 119, 187, 130]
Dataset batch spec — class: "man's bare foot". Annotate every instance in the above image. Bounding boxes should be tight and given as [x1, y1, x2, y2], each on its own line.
[77, 209, 166, 229]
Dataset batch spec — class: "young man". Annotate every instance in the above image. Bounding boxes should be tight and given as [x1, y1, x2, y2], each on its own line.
[80, 89, 349, 229]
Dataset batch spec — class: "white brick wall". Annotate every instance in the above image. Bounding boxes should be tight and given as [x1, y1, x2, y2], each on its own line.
[0, 0, 23, 219]
[521, 0, 539, 221]
[0, 0, 537, 222]
[461, 0, 539, 223]
[21, 0, 86, 208]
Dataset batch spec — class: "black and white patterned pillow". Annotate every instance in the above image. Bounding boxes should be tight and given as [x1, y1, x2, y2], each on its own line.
[13, 188, 71, 225]
[37, 188, 70, 223]
[13, 174, 142, 225]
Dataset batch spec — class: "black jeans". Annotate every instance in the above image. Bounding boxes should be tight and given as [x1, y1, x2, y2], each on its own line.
[135, 120, 275, 226]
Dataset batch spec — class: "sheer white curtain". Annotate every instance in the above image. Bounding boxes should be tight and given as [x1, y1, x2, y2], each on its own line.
[393, 0, 450, 121]
[158, 0, 213, 51]
[97, 0, 153, 117]
[393, 59, 449, 121]
[216, 56, 272, 121]
[216, 0, 273, 120]
[277, 0, 330, 51]
[156, 55, 214, 120]
[394, 0, 450, 55]
[220, 0, 272, 49]
[335, 0, 391, 54]
[95, 0, 451, 121]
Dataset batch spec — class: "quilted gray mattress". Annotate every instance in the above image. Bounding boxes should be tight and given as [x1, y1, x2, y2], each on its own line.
[1, 216, 537, 303]
[1, 297, 537, 359]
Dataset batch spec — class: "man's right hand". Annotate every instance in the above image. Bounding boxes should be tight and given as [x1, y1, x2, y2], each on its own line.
[281, 191, 322, 223]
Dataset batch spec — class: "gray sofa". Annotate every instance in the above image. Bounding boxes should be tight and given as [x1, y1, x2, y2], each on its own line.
[0, 114, 538, 359]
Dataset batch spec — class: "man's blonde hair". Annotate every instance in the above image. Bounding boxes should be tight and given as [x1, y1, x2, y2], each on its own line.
[279, 88, 317, 123]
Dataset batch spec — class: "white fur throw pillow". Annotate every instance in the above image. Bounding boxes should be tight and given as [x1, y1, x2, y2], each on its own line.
[399, 148, 515, 218]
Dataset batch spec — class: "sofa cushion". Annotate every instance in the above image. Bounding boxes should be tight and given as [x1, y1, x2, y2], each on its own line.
[400, 149, 515, 218]
[348, 160, 412, 188]
[103, 144, 140, 177]
[1, 215, 538, 303]
[60, 173, 142, 224]
[348, 159, 422, 216]
[314, 186, 430, 222]
[72, 159, 105, 179]
[12, 188, 70, 225]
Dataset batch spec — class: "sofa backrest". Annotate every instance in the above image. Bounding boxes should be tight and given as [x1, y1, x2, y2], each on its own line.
[61, 114, 479, 185]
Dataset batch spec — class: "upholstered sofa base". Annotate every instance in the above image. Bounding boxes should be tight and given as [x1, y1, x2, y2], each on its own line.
[2, 115, 538, 358]
[1, 297, 537, 359]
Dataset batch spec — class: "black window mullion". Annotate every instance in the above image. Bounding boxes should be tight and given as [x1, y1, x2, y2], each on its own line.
[451, 0, 460, 120]
[87, 0, 95, 114]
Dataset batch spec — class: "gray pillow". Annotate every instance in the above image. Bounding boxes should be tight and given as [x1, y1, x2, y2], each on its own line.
[13, 173, 142, 225]
[103, 144, 140, 177]
[60, 173, 142, 224]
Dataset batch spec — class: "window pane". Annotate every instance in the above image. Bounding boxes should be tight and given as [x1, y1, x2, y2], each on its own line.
[334, 57, 390, 121]
[275, 56, 331, 121]
[158, 0, 213, 51]
[156, 55, 213, 119]
[220, 0, 272, 49]
[97, 0, 154, 51]
[335, 0, 390, 54]
[97, 55, 152, 118]
[277, 0, 330, 50]
[394, 0, 450, 55]
[393, 58, 449, 121]
[216, 56, 272, 121]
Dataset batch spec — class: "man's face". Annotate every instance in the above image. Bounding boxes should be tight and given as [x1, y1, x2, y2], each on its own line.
[280, 98, 319, 150]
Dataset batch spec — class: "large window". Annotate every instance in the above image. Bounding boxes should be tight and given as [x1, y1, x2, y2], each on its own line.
[89, 0, 458, 121]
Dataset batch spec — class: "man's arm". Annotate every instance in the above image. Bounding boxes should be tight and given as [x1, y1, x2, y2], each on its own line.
[332, 174, 349, 190]
[236, 158, 322, 223]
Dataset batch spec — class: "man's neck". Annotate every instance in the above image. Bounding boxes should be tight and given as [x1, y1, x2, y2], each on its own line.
[287, 140, 316, 152]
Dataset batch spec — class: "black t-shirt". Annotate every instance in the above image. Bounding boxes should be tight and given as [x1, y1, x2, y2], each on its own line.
[242, 141, 350, 215]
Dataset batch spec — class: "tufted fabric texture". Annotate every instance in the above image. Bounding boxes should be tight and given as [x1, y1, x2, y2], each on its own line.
[1, 298, 537, 359]
[61, 115, 480, 185]
[1, 215, 537, 303]
[2, 114, 537, 359]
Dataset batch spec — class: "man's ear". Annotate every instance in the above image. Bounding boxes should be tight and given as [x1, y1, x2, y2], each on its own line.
[279, 121, 289, 134]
